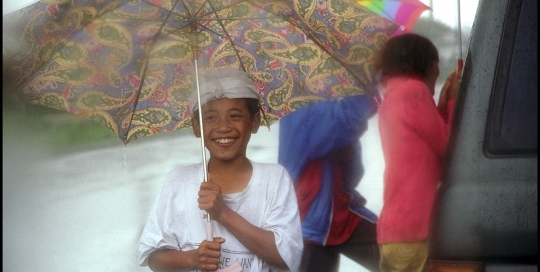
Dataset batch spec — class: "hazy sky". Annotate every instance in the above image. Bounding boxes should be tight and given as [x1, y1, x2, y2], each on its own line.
[419, 0, 479, 28]
[4, 0, 479, 28]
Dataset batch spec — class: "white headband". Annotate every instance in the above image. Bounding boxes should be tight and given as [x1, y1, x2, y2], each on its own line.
[188, 67, 260, 114]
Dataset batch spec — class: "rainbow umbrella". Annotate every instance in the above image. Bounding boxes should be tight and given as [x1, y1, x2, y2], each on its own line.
[357, 0, 430, 36]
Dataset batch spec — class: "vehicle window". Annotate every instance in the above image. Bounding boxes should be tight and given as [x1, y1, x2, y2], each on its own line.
[486, 0, 537, 156]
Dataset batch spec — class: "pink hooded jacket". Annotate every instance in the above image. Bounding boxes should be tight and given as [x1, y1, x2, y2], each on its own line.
[377, 76, 455, 244]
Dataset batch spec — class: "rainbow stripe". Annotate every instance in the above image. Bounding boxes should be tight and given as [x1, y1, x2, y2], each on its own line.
[357, 0, 430, 35]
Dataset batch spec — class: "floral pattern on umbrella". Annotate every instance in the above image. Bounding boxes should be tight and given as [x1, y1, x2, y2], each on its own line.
[3, 0, 399, 144]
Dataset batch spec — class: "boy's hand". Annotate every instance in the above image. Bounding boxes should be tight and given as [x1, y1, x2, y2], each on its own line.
[198, 182, 228, 219]
[196, 237, 225, 271]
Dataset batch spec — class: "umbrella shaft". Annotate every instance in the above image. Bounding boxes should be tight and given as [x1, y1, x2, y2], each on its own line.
[194, 60, 212, 226]
[457, 0, 462, 59]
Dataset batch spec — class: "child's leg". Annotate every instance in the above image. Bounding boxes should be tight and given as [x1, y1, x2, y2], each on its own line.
[339, 219, 380, 271]
[300, 243, 340, 272]
[379, 241, 428, 272]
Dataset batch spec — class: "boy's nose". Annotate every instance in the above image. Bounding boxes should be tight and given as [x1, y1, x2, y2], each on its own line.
[215, 118, 232, 132]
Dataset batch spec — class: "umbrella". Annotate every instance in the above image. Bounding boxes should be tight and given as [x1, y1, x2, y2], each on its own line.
[356, 0, 429, 36]
[2, 0, 399, 261]
[3, 0, 399, 146]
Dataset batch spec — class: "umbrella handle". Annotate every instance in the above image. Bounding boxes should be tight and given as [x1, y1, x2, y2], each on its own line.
[457, 0, 463, 70]
[206, 221, 213, 241]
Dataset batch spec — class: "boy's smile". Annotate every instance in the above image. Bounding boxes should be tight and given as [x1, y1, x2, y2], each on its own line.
[213, 138, 236, 145]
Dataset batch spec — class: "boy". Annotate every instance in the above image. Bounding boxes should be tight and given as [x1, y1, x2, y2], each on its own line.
[139, 67, 303, 271]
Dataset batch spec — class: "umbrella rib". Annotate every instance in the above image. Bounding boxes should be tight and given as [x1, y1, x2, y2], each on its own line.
[139, 0, 257, 23]
[206, 0, 252, 73]
[140, 0, 192, 20]
[185, 0, 208, 18]
[124, 0, 183, 143]
[128, 16, 265, 46]
[146, 15, 285, 46]
[121, 0, 282, 45]
[138, 20, 227, 46]
[194, 0, 252, 19]
[93, 16, 280, 23]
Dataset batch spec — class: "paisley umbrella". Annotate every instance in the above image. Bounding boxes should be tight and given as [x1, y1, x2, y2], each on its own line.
[3, 0, 399, 146]
[3, 1, 399, 268]
[357, 0, 429, 36]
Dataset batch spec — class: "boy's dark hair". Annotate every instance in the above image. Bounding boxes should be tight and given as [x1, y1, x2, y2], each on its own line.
[373, 33, 439, 79]
[245, 98, 262, 118]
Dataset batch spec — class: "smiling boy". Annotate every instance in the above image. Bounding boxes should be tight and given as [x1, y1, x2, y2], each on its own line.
[138, 67, 303, 271]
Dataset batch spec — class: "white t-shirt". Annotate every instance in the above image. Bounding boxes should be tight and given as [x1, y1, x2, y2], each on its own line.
[139, 161, 303, 272]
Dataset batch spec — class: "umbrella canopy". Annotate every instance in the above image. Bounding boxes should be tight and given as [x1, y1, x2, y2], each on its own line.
[357, 0, 429, 36]
[3, 0, 399, 145]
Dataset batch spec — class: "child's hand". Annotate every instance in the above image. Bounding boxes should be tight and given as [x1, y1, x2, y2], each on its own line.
[445, 66, 463, 99]
[448, 67, 462, 99]
[196, 237, 225, 271]
[198, 182, 227, 219]
[438, 66, 463, 112]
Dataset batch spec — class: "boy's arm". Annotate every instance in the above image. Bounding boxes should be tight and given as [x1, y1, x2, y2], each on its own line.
[199, 182, 289, 270]
[217, 206, 288, 270]
[147, 238, 225, 272]
[221, 208, 288, 270]
[278, 94, 376, 182]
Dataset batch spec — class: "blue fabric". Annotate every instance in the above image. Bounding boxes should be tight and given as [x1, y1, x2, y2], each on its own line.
[278, 94, 378, 244]
[301, 158, 334, 243]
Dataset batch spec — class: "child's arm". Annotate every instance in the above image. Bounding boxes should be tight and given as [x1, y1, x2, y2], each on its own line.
[199, 182, 289, 270]
[147, 238, 225, 272]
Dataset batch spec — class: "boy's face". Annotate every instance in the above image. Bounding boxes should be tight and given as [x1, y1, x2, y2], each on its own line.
[192, 98, 260, 163]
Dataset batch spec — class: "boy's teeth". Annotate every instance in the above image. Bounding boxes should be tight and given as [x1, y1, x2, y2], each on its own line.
[215, 138, 234, 144]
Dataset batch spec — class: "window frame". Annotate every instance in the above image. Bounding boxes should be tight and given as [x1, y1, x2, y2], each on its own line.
[485, 0, 538, 157]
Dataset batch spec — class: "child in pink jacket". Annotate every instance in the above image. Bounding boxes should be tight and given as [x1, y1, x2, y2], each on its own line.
[373, 33, 462, 272]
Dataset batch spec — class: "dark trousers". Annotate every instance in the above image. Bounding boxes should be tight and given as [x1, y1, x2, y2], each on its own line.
[299, 219, 380, 272]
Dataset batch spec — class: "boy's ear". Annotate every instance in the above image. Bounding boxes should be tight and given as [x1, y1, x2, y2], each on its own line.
[191, 117, 201, 138]
[251, 112, 261, 134]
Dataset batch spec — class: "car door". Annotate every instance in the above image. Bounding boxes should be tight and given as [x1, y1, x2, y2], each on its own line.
[427, 0, 537, 271]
